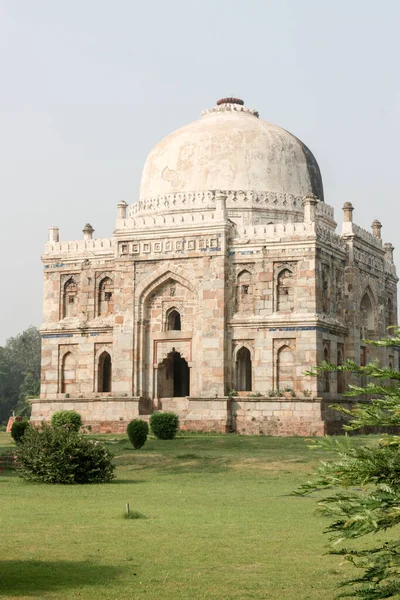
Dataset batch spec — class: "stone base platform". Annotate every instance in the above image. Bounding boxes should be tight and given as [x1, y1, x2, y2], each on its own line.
[30, 395, 352, 436]
[30, 397, 148, 433]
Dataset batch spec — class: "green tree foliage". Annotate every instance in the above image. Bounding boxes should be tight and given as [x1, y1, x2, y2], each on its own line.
[51, 410, 82, 432]
[297, 329, 400, 599]
[0, 327, 41, 423]
[16, 424, 115, 484]
[150, 412, 179, 440]
[127, 419, 149, 449]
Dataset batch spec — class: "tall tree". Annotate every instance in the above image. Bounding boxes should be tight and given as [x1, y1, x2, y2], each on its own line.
[0, 326, 41, 423]
[297, 331, 400, 599]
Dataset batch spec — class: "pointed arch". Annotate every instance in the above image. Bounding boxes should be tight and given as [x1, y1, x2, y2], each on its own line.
[61, 351, 76, 394]
[277, 345, 294, 390]
[157, 349, 190, 398]
[166, 307, 181, 331]
[322, 345, 330, 392]
[277, 268, 294, 312]
[237, 269, 251, 294]
[236, 346, 252, 391]
[137, 263, 198, 304]
[360, 289, 375, 332]
[136, 263, 199, 323]
[98, 351, 112, 393]
[62, 277, 78, 318]
[235, 269, 253, 313]
[98, 276, 114, 316]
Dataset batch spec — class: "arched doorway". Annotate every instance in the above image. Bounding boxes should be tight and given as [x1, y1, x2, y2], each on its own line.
[158, 350, 190, 398]
[236, 347, 252, 391]
[98, 351, 112, 392]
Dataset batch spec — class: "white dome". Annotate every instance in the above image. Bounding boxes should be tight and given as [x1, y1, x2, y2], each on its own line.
[139, 99, 324, 204]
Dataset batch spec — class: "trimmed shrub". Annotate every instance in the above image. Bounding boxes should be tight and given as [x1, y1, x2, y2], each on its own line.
[150, 412, 179, 440]
[51, 410, 82, 432]
[127, 420, 149, 450]
[16, 424, 115, 484]
[11, 419, 30, 444]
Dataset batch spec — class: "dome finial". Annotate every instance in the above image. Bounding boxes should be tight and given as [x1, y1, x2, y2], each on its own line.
[217, 97, 244, 106]
[202, 98, 259, 118]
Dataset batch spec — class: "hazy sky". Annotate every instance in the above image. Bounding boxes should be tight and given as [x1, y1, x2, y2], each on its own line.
[1, 0, 399, 344]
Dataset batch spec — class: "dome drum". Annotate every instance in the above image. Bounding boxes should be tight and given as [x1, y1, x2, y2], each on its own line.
[130, 189, 306, 222]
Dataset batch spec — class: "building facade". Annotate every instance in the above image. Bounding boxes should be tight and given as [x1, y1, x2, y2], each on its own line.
[32, 97, 398, 435]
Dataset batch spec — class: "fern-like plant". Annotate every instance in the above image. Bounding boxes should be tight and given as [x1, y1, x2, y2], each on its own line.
[296, 328, 400, 599]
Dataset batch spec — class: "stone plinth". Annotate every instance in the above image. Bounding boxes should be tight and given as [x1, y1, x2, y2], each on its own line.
[232, 397, 325, 436]
[160, 397, 232, 433]
[30, 397, 144, 433]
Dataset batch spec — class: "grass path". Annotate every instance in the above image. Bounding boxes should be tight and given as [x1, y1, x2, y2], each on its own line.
[0, 433, 349, 600]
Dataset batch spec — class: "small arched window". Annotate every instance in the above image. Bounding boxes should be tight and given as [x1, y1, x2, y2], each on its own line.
[167, 309, 181, 331]
[63, 277, 78, 318]
[236, 270, 252, 312]
[238, 270, 251, 295]
[277, 269, 294, 312]
[98, 277, 114, 316]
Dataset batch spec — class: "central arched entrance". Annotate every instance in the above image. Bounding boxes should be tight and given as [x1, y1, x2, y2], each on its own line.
[158, 349, 190, 398]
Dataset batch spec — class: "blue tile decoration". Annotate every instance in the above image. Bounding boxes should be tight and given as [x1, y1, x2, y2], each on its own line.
[41, 333, 73, 338]
[268, 326, 331, 333]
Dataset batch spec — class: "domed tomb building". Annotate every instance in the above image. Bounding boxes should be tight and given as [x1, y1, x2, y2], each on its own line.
[33, 98, 398, 435]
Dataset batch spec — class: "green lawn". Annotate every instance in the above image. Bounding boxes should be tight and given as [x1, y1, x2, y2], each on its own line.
[0, 432, 351, 600]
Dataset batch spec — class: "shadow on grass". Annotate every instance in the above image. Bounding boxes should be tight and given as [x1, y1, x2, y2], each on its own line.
[111, 478, 147, 484]
[0, 560, 123, 596]
[165, 456, 231, 475]
[115, 453, 231, 475]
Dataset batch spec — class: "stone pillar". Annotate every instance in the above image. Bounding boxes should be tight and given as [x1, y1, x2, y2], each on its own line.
[302, 194, 318, 223]
[48, 226, 59, 243]
[117, 200, 128, 219]
[200, 252, 227, 397]
[215, 194, 227, 221]
[82, 223, 94, 240]
[343, 202, 354, 222]
[384, 242, 394, 262]
[372, 219, 382, 239]
[341, 202, 354, 236]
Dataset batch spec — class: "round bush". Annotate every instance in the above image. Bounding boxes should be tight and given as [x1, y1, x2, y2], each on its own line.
[150, 412, 179, 440]
[51, 410, 82, 432]
[10, 419, 30, 444]
[127, 419, 149, 449]
[16, 424, 115, 484]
